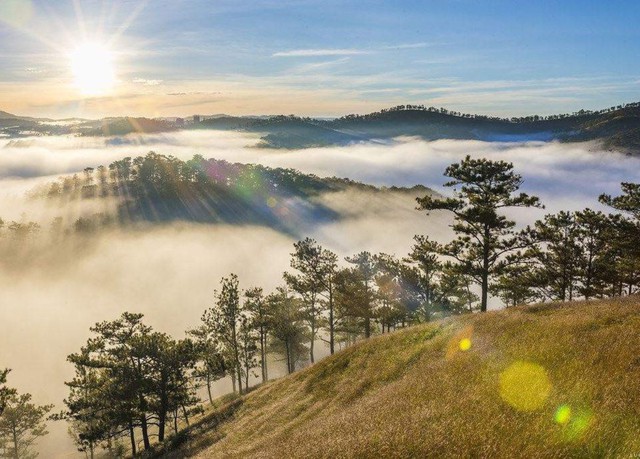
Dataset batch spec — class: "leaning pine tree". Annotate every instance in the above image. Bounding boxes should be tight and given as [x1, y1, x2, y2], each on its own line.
[417, 155, 542, 312]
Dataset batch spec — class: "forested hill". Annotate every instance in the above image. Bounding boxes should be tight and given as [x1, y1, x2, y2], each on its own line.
[156, 295, 640, 458]
[29, 152, 432, 235]
[3, 102, 640, 152]
[196, 103, 640, 151]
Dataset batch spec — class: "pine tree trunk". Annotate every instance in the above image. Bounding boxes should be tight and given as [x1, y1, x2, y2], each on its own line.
[286, 339, 293, 374]
[129, 421, 136, 457]
[245, 359, 250, 390]
[260, 326, 267, 382]
[481, 226, 490, 312]
[12, 425, 19, 459]
[140, 415, 151, 450]
[206, 374, 213, 405]
[329, 283, 335, 354]
[310, 333, 315, 364]
[182, 404, 190, 426]
[237, 363, 243, 395]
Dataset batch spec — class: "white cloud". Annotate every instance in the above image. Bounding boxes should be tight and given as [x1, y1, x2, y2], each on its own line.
[273, 48, 371, 57]
[133, 77, 163, 86]
[382, 42, 430, 50]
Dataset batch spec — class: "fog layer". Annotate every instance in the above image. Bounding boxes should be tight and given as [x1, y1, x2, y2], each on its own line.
[0, 131, 638, 456]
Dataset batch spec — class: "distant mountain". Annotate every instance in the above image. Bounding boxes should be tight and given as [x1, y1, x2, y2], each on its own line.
[197, 115, 368, 148]
[2, 102, 640, 152]
[75, 117, 176, 136]
[0, 110, 18, 119]
[192, 103, 640, 152]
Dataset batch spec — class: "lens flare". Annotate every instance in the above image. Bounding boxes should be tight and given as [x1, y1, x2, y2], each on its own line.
[555, 405, 594, 440]
[554, 404, 572, 424]
[459, 338, 472, 351]
[567, 410, 594, 439]
[499, 361, 551, 411]
[446, 325, 474, 359]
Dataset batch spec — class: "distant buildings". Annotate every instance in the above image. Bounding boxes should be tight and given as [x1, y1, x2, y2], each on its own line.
[193, 115, 201, 123]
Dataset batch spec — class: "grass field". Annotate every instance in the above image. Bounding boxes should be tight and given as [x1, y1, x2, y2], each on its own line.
[163, 296, 640, 458]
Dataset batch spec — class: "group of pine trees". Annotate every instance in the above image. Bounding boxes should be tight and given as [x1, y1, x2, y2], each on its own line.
[2, 154, 640, 457]
[333, 101, 640, 124]
[0, 369, 53, 458]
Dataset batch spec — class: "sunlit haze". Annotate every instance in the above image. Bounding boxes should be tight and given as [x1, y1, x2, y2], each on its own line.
[2, 2, 640, 458]
[1, 1, 639, 118]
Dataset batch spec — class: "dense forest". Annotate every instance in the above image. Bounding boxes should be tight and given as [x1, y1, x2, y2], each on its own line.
[25, 152, 400, 235]
[1, 154, 639, 457]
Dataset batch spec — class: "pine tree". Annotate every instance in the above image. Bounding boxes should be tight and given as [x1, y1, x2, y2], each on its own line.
[417, 156, 542, 311]
[0, 393, 52, 459]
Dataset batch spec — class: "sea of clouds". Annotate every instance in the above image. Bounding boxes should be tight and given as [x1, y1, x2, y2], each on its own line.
[0, 131, 638, 456]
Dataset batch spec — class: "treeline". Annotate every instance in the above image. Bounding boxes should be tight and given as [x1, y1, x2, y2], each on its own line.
[331, 101, 640, 124]
[416, 156, 640, 311]
[28, 152, 373, 227]
[53, 234, 481, 457]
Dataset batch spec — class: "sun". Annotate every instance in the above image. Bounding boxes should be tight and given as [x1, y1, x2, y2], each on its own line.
[69, 42, 116, 96]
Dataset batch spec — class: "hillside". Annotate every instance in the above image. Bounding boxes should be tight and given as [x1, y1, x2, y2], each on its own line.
[30, 153, 432, 236]
[160, 296, 640, 458]
[2, 103, 640, 152]
[193, 104, 640, 151]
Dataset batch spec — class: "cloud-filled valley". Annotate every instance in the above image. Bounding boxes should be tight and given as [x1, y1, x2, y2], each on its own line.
[0, 131, 639, 456]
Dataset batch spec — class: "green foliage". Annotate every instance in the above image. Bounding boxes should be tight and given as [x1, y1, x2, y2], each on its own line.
[62, 312, 199, 454]
[284, 238, 337, 362]
[0, 370, 15, 418]
[417, 155, 542, 311]
[265, 287, 308, 374]
[0, 393, 52, 459]
[200, 275, 260, 394]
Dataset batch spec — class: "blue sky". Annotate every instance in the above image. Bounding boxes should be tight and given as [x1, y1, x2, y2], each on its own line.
[0, 0, 639, 118]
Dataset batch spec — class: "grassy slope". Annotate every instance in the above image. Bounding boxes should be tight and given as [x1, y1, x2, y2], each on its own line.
[173, 296, 640, 458]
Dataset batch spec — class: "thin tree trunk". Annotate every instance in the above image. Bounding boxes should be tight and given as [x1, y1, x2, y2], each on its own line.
[231, 371, 237, 393]
[329, 282, 335, 354]
[237, 363, 243, 395]
[245, 359, 250, 390]
[129, 421, 137, 457]
[481, 227, 490, 313]
[310, 330, 315, 364]
[309, 302, 316, 363]
[12, 425, 19, 459]
[260, 326, 267, 382]
[286, 339, 293, 374]
[140, 415, 151, 450]
[182, 404, 190, 426]
[206, 374, 213, 405]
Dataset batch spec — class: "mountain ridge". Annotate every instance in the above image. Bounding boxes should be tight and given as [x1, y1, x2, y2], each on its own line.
[2, 102, 640, 152]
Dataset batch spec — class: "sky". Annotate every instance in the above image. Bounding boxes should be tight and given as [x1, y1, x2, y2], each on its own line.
[0, 0, 639, 118]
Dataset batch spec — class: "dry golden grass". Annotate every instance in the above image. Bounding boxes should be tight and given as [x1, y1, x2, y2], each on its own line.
[176, 296, 640, 458]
